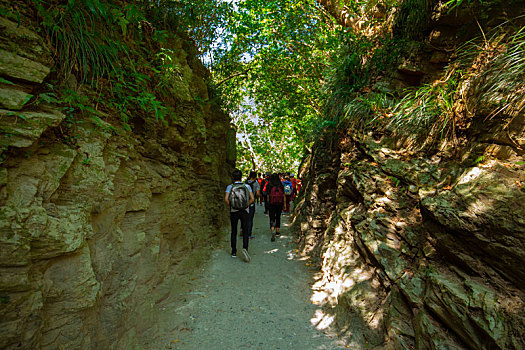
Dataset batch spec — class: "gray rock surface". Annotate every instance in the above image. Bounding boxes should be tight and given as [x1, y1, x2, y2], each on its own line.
[0, 15, 233, 350]
[0, 87, 33, 110]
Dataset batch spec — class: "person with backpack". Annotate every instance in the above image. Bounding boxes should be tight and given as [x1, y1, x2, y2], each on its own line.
[266, 173, 286, 242]
[225, 169, 254, 262]
[282, 175, 294, 215]
[245, 170, 261, 239]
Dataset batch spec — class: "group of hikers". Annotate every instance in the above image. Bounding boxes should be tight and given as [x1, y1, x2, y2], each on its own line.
[224, 169, 302, 262]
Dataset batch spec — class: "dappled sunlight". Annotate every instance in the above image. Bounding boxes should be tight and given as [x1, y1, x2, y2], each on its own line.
[304, 216, 386, 348]
[457, 166, 483, 185]
[264, 248, 279, 254]
[311, 288, 329, 306]
[311, 309, 335, 330]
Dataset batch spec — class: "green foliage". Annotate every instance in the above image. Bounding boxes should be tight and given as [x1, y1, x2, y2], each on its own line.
[34, 0, 128, 84]
[390, 176, 401, 187]
[0, 77, 15, 85]
[464, 25, 525, 119]
[321, 33, 404, 134]
[390, 72, 459, 135]
[233, 108, 303, 174]
[393, 0, 434, 39]
[328, 16, 525, 144]
[103, 65, 170, 128]
[0, 6, 21, 25]
[37, 92, 60, 104]
[210, 0, 344, 171]
[27, 0, 196, 130]
[59, 88, 101, 128]
[144, 0, 232, 54]
[324, 32, 373, 119]
[155, 48, 183, 89]
[473, 155, 487, 165]
[389, 19, 525, 139]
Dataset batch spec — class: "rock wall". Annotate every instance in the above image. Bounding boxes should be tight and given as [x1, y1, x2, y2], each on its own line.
[294, 4, 525, 350]
[0, 16, 233, 349]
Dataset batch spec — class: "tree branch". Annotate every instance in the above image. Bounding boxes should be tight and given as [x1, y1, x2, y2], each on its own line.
[216, 68, 252, 87]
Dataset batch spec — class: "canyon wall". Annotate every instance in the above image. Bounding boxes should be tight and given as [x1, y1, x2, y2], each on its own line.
[0, 15, 233, 349]
[294, 3, 525, 349]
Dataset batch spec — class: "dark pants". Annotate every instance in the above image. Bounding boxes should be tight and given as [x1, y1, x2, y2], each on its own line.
[269, 204, 283, 229]
[230, 209, 249, 255]
[247, 205, 256, 236]
[263, 193, 269, 213]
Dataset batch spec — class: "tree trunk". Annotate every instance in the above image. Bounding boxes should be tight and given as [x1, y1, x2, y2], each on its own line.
[316, 0, 354, 28]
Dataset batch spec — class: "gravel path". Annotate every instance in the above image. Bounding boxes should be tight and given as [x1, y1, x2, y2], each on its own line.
[152, 204, 345, 350]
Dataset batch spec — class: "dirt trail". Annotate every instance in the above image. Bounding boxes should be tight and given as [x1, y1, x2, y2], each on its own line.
[149, 204, 345, 349]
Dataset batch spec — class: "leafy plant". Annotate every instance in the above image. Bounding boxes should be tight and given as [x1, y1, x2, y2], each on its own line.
[390, 73, 458, 136]
[0, 77, 15, 85]
[464, 25, 525, 120]
[34, 0, 125, 84]
[473, 155, 487, 165]
[393, 0, 434, 39]
[390, 176, 401, 187]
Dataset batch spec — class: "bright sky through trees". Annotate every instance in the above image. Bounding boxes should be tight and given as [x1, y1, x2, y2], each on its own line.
[201, 0, 341, 174]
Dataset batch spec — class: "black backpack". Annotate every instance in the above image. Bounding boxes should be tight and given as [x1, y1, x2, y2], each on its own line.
[230, 183, 250, 210]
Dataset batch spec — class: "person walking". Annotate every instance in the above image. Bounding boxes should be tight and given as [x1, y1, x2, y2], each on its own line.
[245, 170, 261, 239]
[266, 173, 285, 242]
[282, 175, 294, 214]
[262, 173, 270, 214]
[290, 174, 298, 201]
[256, 173, 263, 206]
[225, 169, 254, 262]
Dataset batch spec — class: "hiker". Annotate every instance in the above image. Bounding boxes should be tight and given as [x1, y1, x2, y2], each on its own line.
[245, 170, 261, 239]
[256, 172, 263, 205]
[225, 169, 254, 262]
[262, 172, 270, 214]
[282, 175, 294, 214]
[266, 173, 285, 242]
[290, 174, 298, 201]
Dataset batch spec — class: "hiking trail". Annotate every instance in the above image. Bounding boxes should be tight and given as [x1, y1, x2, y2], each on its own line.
[147, 204, 346, 349]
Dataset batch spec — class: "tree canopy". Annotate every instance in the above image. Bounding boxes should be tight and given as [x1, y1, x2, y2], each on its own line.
[205, 0, 346, 174]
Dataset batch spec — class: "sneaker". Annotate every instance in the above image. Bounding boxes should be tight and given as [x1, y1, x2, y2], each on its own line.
[241, 248, 251, 263]
[232, 253, 236, 258]
[249, 235, 255, 239]
[271, 232, 275, 242]
[275, 232, 280, 236]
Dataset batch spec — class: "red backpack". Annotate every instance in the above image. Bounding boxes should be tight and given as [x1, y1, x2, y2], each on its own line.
[269, 186, 284, 205]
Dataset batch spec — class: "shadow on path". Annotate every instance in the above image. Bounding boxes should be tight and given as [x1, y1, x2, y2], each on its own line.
[149, 204, 346, 349]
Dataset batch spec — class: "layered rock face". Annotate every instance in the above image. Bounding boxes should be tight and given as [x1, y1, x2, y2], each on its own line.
[294, 6, 525, 350]
[0, 16, 233, 349]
